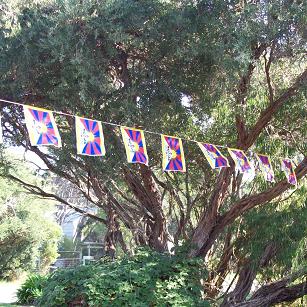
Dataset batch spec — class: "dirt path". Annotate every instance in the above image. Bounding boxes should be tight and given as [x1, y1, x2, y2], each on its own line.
[0, 280, 21, 304]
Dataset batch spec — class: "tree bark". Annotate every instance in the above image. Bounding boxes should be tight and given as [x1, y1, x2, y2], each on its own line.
[234, 279, 307, 307]
[104, 205, 129, 259]
[206, 230, 233, 297]
[221, 242, 277, 306]
[189, 167, 233, 257]
[123, 166, 168, 252]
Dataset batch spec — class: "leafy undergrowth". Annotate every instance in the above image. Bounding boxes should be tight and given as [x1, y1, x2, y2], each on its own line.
[37, 249, 209, 306]
[16, 274, 47, 305]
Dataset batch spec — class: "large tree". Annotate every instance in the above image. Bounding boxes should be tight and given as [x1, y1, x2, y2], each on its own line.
[0, 0, 306, 305]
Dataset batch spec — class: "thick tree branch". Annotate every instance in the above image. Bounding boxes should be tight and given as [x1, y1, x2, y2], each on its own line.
[219, 156, 307, 228]
[236, 43, 267, 146]
[189, 166, 233, 257]
[235, 271, 307, 307]
[263, 44, 275, 104]
[5, 174, 107, 224]
[242, 68, 307, 149]
[222, 242, 277, 306]
[189, 156, 306, 257]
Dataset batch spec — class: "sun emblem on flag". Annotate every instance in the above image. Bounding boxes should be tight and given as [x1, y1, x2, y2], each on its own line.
[24, 106, 61, 147]
[125, 128, 148, 164]
[76, 117, 105, 156]
[162, 135, 185, 172]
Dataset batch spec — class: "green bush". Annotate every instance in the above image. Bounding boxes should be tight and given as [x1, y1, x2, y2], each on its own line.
[0, 164, 62, 280]
[38, 249, 210, 306]
[17, 274, 48, 305]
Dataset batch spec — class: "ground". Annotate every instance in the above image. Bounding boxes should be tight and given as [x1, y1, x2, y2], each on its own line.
[0, 279, 22, 306]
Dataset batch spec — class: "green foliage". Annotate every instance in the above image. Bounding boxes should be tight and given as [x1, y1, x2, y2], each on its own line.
[59, 236, 76, 252]
[234, 183, 307, 279]
[0, 153, 62, 279]
[38, 248, 209, 307]
[16, 274, 47, 305]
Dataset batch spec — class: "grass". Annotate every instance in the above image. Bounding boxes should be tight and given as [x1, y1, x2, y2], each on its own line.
[0, 304, 33, 307]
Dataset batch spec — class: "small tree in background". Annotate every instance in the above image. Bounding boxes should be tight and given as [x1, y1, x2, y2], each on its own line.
[0, 153, 62, 279]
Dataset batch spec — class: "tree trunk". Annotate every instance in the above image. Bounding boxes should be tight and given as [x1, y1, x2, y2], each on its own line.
[189, 167, 233, 257]
[123, 166, 168, 252]
[234, 280, 307, 307]
[222, 243, 277, 306]
[104, 205, 129, 259]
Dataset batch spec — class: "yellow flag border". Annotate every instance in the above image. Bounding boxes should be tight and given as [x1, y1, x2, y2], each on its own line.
[23, 105, 62, 148]
[161, 134, 186, 172]
[75, 116, 106, 156]
[198, 142, 229, 169]
[120, 126, 148, 165]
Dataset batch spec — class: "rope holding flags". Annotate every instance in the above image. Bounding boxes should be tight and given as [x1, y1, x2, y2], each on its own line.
[0, 98, 302, 187]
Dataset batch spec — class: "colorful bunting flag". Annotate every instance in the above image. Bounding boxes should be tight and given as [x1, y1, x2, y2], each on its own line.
[121, 126, 148, 165]
[0, 114, 3, 144]
[23, 105, 61, 147]
[75, 116, 105, 156]
[255, 153, 275, 182]
[161, 135, 186, 172]
[281, 159, 297, 186]
[228, 148, 252, 173]
[198, 143, 229, 169]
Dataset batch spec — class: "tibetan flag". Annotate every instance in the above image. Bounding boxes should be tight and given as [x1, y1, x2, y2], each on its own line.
[121, 126, 148, 165]
[281, 159, 297, 186]
[23, 105, 61, 147]
[75, 116, 105, 156]
[228, 148, 252, 173]
[198, 143, 229, 169]
[0, 114, 3, 144]
[255, 153, 275, 182]
[161, 135, 186, 172]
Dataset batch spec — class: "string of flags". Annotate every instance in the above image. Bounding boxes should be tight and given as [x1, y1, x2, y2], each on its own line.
[0, 101, 300, 187]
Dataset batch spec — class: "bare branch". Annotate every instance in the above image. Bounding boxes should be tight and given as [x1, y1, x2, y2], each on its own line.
[5, 174, 107, 224]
